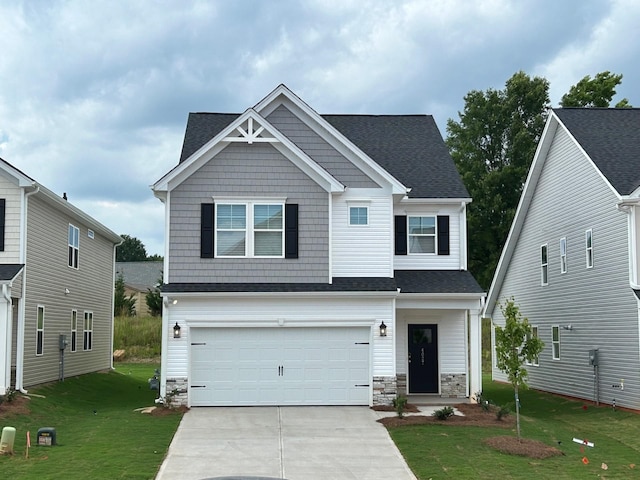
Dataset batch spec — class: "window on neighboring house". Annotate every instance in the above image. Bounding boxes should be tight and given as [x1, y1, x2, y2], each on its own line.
[36, 306, 44, 355]
[585, 229, 593, 268]
[216, 203, 283, 257]
[68, 224, 79, 268]
[83, 311, 93, 351]
[525, 326, 539, 366]
[560, 237, 567, 274]
[408, 216, 436, 254]
[552, 325, 560, 360]
[541, 244, 548, 285]
[71, 310, 77, 352]
[349, 206, 368, 226]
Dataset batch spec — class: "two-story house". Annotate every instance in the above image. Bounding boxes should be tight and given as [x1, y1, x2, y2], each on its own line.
[152, 85, 484, 407]
[0, 158, 121, 395]
[484, 108, 640, 410]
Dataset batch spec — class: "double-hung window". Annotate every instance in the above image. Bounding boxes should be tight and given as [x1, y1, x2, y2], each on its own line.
[560, 237, 567, 274]
[36, 306, 45, 355]
[71, 310, 78, 352]
[216, 202, 284, 257]
[525, 326, 539, 366]
[408, 216, 436, 254]
[552, 326, 560, 360]
[83, 311, 93, 351]
[585, 229, 593, 268]
[68, 224, 79, 269]
[541, 244, 548, 285]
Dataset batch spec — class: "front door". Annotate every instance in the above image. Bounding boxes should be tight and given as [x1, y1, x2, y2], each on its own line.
[408, 324, 439, 393]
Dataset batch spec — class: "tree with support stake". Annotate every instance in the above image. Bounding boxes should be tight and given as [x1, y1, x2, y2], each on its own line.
[494, 298, 544, 440]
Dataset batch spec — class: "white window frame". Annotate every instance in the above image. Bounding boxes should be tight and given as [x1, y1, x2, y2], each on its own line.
[541, 244, 548, 286]
[68, 224, 79, 269]
[349, 206, 369, 226]
[552, 325, 560, 360]
[585, 229, 593, 268]
[560, 237, 567, 274]
[525, 326, 539, 366]
[71, 309, 77, 353]
[408, 215, 437, 255]
[83, 311, 93, 351]
[36, 305, 45, 356]
[214, 199, 285, 258]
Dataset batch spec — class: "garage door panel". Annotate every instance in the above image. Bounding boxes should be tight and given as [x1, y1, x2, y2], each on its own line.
[190, 326, 371, 406]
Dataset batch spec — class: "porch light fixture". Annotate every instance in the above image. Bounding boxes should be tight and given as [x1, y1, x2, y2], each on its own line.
[379, 321, 387, 337]
[173, 322, 181, 339]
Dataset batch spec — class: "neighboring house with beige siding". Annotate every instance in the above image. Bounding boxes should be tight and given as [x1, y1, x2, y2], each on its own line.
[115, 261, 163, 316]
[152, 85, 484, 407]
[484, 108, 640, 410]
[0, 157, 121, 395]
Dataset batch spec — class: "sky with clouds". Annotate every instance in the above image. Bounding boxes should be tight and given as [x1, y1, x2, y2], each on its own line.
[1, 0, 638, 256]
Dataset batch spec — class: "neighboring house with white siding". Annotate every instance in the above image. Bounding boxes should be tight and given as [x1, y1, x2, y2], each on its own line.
[152, 85, 484, 407]
[484, 108, 640, 410]
[0, 158, 121, 395]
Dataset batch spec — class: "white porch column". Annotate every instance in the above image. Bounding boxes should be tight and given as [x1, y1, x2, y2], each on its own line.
[469, 308, 482, 401]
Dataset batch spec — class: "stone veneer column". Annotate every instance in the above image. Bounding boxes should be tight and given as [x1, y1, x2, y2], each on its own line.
[165, 378, 188, 407]
[372, 376, 398, 406]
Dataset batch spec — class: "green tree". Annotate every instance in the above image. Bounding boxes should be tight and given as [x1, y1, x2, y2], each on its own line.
[145, 275, 163, 317]
[116, 234, 147, 262]
[447, 71, 550, 289]
[560, 71, 631, 108]
[494, 298, 544, 440]
[114, 274, 137, 317]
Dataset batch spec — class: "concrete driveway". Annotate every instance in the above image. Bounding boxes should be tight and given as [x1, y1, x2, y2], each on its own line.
[155, 406, 416, 480]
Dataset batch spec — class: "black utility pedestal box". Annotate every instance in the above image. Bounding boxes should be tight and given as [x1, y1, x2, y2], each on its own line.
[37, 427, 57, 446]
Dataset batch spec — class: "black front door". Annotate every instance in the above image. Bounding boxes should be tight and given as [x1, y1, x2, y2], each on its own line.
[408, 324, 438, 393]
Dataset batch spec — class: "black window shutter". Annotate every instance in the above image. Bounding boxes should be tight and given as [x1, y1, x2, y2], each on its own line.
[0, 199, 5, 252]
[200, 203, 214, 258]
[437, 215, 450, 255]
[395, 215, 407, 255]
[285, 204, 298, 259]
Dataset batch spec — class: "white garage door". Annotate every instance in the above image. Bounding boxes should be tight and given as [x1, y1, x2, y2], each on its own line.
[190, 326, 371, 406]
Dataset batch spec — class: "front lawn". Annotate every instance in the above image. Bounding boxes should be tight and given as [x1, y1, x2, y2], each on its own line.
[389, 379, 640, 479]
[0, 363, 181, 479]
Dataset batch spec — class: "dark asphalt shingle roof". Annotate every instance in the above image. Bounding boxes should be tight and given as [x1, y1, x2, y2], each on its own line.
[554, 108, 640, 195]
[0, 264, 24, 282]
[177, 112, 469, 199]
[394, 270, 484, 294]
[116, 261, 163, 291]
[162, 277, 397, 293]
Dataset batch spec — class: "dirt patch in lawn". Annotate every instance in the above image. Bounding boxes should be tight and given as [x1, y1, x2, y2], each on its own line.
[0, 395, 31, 418]
[379, 403, 563, 459]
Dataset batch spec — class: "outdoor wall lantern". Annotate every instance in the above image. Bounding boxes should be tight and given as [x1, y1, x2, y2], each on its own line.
[379, 321, 387, 337]
[173, 322, 181, 339]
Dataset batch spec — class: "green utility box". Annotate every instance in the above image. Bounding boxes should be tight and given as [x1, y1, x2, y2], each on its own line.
[37, 427, 57, 446]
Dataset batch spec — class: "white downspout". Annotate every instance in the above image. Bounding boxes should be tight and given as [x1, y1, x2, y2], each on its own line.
[16, 184, 39, 394]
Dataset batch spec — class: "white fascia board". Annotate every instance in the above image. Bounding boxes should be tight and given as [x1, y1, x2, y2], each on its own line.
[0, 158, 35, 187]
[399, 197, 472, 205]
[254, 85, 408, 195]
[162, 290, 399, 300]
[484, 113, 558, 317]
[152, 108, 344, 194]
[36, 184, 122, 244]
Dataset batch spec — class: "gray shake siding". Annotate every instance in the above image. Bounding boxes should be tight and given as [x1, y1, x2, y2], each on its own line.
[266, 105, 380, 188]
[169, 142, 330, 283]
[23, 195, 114, 387]
[492, 126, 640, 409]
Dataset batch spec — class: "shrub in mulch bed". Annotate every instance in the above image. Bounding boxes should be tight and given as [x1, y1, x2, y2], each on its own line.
[377, 402, 515, 427]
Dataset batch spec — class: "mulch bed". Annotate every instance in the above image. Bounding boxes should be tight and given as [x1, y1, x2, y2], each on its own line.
[0, 395, 31, 418]
[378, 403, 563, 459]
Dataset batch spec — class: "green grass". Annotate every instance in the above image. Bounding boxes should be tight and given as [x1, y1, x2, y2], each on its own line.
[114, 316, 162, 360]
[0, 363, 181, 479]
[390, 377, 640, 479]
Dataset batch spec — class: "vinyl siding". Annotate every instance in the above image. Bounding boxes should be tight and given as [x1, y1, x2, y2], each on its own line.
[168, 142, 329, 283]
[490, 126, 640, 409]
[22, 195, 115, 387]
[393, 203, 462, 269]
[332, 189, 393, 277]
[164, 295, 395, 378]
[0, 175, 23, 262]
[266, 105, 380, 188]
